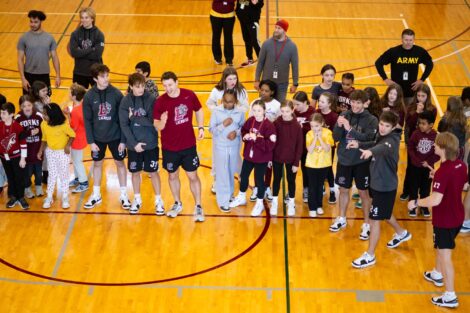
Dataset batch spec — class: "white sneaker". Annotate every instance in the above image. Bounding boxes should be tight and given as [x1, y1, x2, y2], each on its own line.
[62, 195, 70, 209]
[250, 187, 258, 201]
[270, 197, 278, 216]
[387, 230, 412, 248]
[251, 199, 265, 216]
[167, 202, 183, 218]
[359, 223, 370, 240]
[130, 199, 142, 214]
[317, 207, 324, 215]
[43, 197, 53, 209]
[431, 292, 459, 308]
[84, 194, 102, 209]
[155, 198, 165, 215]
[329, 216, 347, 232]
[194, 205, 205, 222]
[120, 194, 131, 210]
[265, 187, 273, 201]
[287, 198, 296, 216]
[352, 252, 376, 269]
[24, 187, 35, 199]
[229, 193, 247, 208]
[309, 210, 317, 218]
[303, 188, 308, 203]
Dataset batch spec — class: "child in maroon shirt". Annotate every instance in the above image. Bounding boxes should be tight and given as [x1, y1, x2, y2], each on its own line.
[409, 132, 467, 308]
[337, 73, 355, 112]
[15, 95, 43, 198]
[0, 102, 28, 209]
[229, 100, 276, 216]
[271, 101, 303, 216]
[293, 91, 315, 202]
[406, 111, 439, 217]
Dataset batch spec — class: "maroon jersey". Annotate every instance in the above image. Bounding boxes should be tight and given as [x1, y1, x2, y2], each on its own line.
[153, 88, 202, 152]
[338, 87, 355, 111]
[0, 120, 27, 160]
[432, 159, 467, 228]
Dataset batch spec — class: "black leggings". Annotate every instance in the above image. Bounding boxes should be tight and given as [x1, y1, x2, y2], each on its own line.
[210, 15, 235, 63]
[272, 162, 297, 198]
[307, 167, 329, 211]
[239, 160, 268, 199]
[237, 15, 260, 60]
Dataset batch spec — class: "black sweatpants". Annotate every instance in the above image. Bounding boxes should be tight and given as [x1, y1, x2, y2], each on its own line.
[408, 163, 432, 201]
[307, 167, 329, 211]
[1, 157, 25, 199]
[239, 160, 268, 200]
[236, 15, 260, 60]
[272, 161, 297, 198]
[210, 15, 235, 63]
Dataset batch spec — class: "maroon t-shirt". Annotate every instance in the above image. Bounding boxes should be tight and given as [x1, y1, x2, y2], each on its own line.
[338, 87, 355, 111]
[153, 88, 202, 152]
[316, 109, 338, 131]
[432, 159, 467, 228]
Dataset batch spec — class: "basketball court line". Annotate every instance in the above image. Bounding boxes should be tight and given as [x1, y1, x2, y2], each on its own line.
[451, 41, 470, 79]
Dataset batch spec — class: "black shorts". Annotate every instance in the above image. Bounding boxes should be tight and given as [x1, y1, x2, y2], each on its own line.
[24, 72, 51, 95]
[369, 188, 396, 220]
[162, 146, 199, 173]
[335, 161, 370, 190]
[73, 74, 95, 89]
[91, 139, 126, 161]
[128, 147, 159, 173]
[433, 226, 461, 249]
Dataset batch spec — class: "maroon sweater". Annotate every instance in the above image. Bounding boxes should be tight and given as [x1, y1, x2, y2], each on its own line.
[15, 111, 43, 164]
[408, 129, 440, 167]
[0, 120, 27, 160]
[273, 117, 303, 166]
[241, 116, 276, 163]
[211, 0, 236, 14]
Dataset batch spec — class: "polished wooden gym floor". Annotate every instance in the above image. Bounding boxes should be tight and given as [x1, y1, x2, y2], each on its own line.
[0, 0, 469, 312]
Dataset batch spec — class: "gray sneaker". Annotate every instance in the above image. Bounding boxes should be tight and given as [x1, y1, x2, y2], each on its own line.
[69, 178, 79, 188]
[194, 205, 205, 222]
[72, 182, 89, 193]
[167, 202, 183, 218]
[24, 187, 35, 199]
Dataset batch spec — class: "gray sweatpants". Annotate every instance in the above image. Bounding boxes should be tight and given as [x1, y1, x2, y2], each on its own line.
[214, 145, 241, 208]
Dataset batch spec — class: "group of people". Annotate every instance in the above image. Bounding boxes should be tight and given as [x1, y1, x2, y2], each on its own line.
[3, 7, 469, 309]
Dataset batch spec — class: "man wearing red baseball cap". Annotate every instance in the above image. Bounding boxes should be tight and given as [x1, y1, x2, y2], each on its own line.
[254, 18, 299, 102]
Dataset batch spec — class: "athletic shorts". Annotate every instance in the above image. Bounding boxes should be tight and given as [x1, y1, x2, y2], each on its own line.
[91, 139, 126, 161]
[335, 161, 370, 190]
[127, 147, 159, 173]
[369, 188, 396, 220]
[433, 226, 461, 249]
[162, 146, 199, 173]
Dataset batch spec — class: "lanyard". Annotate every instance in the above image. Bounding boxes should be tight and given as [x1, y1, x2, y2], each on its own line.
[274, 37, 288, 63]
[250, 117, 265, 134]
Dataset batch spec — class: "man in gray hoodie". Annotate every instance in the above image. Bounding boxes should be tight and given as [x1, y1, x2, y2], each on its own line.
[119, 73, 164, 215]
[330, 90, 378, 239]
[82, 64, 130, 210]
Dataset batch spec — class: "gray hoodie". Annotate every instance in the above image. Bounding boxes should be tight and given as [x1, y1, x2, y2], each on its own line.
[69, 26, 105, 76]
[209, 106, 245, 148]
[83, 84, 124, 144]
[360, 128, 402, 192]
[119, 91, 158, 151]
[333, 110, 378, 166]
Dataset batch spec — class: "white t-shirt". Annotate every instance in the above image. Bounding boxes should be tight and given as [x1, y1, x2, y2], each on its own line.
[249, 97, 281, 122]
[206, 88, 249, 112]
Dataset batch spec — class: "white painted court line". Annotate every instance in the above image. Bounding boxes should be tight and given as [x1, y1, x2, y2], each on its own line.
[0, 11, 403, 21]
[401, 18, 443, 116]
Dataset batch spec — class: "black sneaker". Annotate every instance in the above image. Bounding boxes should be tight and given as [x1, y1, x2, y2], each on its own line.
[408, 208, 417, 217]
[399, 193, 409, 201]
[6, 197, 17, 208]
[421, 207, 431, 217]
[328, 191, 336, 204]
[18, 198, 29, 210]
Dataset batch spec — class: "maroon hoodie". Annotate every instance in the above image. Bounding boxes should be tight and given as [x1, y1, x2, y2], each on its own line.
[408, 129, 440, 167]
[241, 116, 276, 163]
[273, 117, 303, 166]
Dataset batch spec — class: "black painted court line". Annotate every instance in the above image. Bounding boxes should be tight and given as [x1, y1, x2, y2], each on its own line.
[56, 0, 85, 47]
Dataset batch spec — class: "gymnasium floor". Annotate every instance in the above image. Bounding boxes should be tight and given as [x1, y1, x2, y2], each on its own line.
[0, 0, 469, 312]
